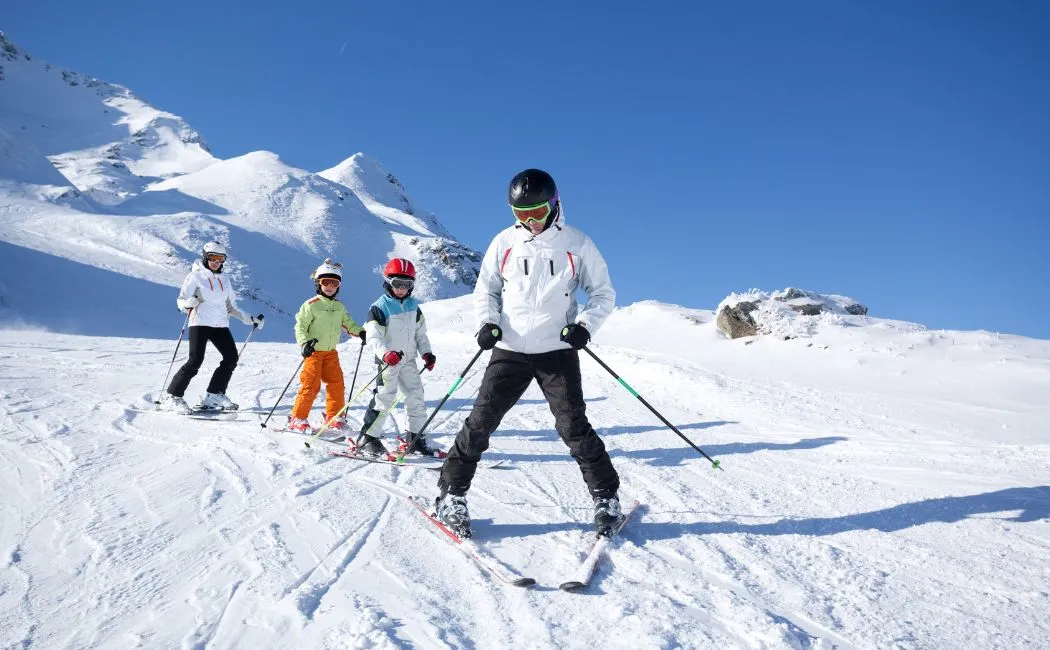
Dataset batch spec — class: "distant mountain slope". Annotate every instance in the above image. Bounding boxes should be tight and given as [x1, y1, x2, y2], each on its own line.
[0, 32, 481, 339]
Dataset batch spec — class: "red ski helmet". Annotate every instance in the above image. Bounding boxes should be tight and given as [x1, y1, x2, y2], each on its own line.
[383, 258, 416, 279]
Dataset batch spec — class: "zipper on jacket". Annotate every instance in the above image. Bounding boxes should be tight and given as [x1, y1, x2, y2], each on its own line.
[549, 260, 555, 275]
[524, 260, 529, 276]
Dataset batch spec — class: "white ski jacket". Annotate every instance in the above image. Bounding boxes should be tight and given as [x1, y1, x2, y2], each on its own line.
[176, 260, 250, 328]
[474, 211, 616, 354]
[363, 294, 433, 364]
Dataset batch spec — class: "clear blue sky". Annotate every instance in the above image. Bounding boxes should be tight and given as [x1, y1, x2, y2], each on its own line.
[6, 1, 1049, 337]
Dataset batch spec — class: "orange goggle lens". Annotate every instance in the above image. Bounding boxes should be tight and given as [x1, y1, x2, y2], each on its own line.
[511, 201, 552, 224]
[319, 278, 340, 288]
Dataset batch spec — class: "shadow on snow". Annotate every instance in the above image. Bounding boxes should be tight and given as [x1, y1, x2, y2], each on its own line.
[641, 485, 1050, 540]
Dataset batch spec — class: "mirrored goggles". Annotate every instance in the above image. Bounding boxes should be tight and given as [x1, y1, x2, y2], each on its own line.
[319, 278, 341, 288]
[388, 276, 414, 290]
[206, 253, 227, 262]
[510, 200, 553, 225]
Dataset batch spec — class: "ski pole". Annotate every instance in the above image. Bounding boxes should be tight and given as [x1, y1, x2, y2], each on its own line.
[582, 346, 722, 471]
[305, 362, 389, 448]
[345, 336, 365, 405]
[238, 315, 263, 358]
[398, 347, 484, 461]
[261, 357, 305, 429]
[155, 311, 190, 403]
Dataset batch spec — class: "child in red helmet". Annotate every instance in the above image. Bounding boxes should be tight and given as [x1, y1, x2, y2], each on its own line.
[353, 258, 443, 458]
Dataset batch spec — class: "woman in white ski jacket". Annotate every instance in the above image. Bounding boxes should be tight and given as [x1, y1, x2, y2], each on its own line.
[160, 242, 262, 414]
[434, 168, 622, 539]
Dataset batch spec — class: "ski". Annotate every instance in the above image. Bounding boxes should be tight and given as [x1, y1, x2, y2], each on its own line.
[328, 449, 443, 470]
[128, 406, 245, 421]
[559, 499, 640, 592]
[351, 475, 535, 588]
[328, 449, 506, 471]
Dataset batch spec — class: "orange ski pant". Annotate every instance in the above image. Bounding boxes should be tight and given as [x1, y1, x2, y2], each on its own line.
[291, 350, 345, 420]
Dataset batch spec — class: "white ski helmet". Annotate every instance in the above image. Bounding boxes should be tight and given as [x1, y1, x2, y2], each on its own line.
[311, 258, 343, 281]
[201, 241, 227, 269]
[311, 258, 343, 296]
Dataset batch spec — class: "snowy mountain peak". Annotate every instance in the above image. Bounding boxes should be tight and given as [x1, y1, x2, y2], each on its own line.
[0, 33, 215, 205]
[320, 152, 413, 212]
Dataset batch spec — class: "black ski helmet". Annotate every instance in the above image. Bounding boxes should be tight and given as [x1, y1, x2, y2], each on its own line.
[508, 168, 560, 231]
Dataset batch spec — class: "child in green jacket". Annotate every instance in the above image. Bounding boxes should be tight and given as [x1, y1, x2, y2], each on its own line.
[288, 259, 364, 433]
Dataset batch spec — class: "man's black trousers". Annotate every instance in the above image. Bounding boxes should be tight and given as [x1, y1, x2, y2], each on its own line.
[438, 347, 619, 498]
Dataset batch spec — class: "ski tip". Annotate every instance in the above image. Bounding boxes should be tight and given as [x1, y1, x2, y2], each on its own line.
[559, 581, 586, 592]
[513, 577, 537, 588]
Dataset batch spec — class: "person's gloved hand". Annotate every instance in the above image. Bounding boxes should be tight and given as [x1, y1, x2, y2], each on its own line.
[422, 352, 436, 371]
[250, 314, 265, 330]
[301, 338, 317, 358]
[383, 350, 404, 366]
[177, 296, 200, 313]
[357, 330, 366, 344]
[477, 324, 502, 350]
[559, 323, 591, 350]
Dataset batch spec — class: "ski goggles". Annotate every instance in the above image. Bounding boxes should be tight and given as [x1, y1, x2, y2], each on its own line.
[205, 253, 227, 262]
[511, 199, 555, 225]
[387, 276, 414, 290]
[318, 278, 340, 288]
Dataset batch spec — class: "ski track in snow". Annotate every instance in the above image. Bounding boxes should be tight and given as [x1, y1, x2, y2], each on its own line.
[1, 319, 1049, 649]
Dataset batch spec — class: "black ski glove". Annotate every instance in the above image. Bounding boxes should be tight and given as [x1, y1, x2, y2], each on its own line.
[477, 324, 502, 350]
[301, 338, 317, 358]
[357, 330, 366, 345]
[560, 323, 590, 350]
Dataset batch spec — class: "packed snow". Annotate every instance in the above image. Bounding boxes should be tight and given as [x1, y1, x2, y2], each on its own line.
[1, 296, 1048, 649]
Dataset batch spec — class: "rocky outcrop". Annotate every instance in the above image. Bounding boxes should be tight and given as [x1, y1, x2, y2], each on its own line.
[716, 302, 758, 339]
[717, 288, 870, 339]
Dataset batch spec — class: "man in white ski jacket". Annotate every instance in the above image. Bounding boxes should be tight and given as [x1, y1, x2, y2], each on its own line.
[436, 168, 623, 538]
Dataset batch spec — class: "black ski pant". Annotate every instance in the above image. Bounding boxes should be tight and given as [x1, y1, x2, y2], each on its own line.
[167, 326, 238, 397]
[439, 347, 619, 498]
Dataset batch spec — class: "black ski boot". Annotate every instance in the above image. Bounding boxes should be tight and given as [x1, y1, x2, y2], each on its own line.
[355, 434, 389, 458]
[593, 494, 624, 535]
[398, 434, 447, 458]
[435, 492, 472, 539]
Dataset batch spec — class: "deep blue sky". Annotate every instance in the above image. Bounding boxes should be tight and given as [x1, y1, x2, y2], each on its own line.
[6, 1, 1049, 337]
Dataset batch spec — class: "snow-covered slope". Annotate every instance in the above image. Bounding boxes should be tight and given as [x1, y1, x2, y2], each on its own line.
[0, 33, 480, 338]
[1, 300, 1047, 649]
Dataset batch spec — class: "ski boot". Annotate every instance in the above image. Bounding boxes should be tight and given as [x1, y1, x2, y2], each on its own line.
[435, 492, 472, 539]
[396, 433, 447, 458]
[200, 392, 238, 411]
[593, 494, 624, 536]
[354, 434, 390, 458]
[287, 417, 313, 433]
[159, 392, 192, 415]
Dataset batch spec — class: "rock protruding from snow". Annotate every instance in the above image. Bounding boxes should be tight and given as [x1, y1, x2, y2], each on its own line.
[716, 302, 759, 339]
[717, 288, 870, 339]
